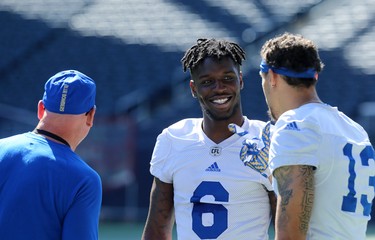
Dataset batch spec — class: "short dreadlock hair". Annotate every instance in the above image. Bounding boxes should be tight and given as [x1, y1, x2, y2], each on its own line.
[181, 38, 246, 73]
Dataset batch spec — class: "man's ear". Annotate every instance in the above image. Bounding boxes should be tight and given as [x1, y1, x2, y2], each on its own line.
[37, 100, 45, 120]
[239, 71, 244, 90]
[269, 69, 278, 87]
[86, 107, 96, 127]
[189, 80, 197, 98]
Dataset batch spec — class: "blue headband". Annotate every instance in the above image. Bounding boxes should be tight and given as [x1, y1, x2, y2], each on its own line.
[260, 60, 316, 78]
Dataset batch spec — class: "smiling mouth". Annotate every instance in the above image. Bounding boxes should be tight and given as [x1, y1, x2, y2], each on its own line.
[211, 97, 231, 105]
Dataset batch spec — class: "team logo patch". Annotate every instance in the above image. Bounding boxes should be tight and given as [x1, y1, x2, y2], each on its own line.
[210, 146, 222, 156]
[240, 122, 271, 178]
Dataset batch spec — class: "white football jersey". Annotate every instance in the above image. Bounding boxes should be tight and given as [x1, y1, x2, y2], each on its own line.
[150, 117, 272, 240]
[269, 103, 375, 240]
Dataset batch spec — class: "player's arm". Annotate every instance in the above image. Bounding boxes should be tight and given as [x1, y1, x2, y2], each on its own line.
[268, 190, 277, 226]
[142, 177, 174, 240]
[273, 164, 315, 240]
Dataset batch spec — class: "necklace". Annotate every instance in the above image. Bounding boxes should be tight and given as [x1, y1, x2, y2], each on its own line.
[33, 129, 70, 148]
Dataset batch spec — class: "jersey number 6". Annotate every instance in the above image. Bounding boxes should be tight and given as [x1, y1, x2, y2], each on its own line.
[190, 181, 228, 239]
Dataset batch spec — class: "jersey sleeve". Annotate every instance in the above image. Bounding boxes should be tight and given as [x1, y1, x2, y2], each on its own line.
[269, 116, 321, 174]
[62, 172, 102, 240]
[150, 129, 173, 183]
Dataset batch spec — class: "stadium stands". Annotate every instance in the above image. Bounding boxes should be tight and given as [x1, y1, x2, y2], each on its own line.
[0, 0, 374, 221]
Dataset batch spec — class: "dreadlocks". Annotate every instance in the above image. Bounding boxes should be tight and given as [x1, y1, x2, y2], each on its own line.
[181, 38, 246, 72]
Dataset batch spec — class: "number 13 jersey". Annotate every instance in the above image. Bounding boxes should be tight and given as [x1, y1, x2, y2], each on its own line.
[150, 117, 272, 240]
[269, 103, 375, 240]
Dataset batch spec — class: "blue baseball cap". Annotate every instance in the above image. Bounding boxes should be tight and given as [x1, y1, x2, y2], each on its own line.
[42, 70, 96, 114]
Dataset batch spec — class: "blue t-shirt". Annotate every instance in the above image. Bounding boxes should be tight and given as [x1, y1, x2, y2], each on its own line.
[0, 132, 102, 240]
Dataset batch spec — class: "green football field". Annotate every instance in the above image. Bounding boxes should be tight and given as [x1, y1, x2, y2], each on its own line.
[99, 221, 375, 240]
[99, 222, 177, 240]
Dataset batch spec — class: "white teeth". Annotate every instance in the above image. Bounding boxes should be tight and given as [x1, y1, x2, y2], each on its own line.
[213, 98, 229, 104]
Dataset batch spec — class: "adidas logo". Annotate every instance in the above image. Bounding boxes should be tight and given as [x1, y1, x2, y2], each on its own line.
[284, 121, 300, 131]
[206, 162, 221, 172]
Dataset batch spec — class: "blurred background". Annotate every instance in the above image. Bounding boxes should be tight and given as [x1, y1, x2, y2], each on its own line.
[0, 0, 375, 238]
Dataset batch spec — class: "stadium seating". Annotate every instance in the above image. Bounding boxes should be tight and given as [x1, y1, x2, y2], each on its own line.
[0, 0, 374, 221]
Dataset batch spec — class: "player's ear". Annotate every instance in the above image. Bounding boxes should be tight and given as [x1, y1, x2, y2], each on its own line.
[239, 71, 244, 90]
[190, 80, 197, 98]
[269, 69, 278, 87]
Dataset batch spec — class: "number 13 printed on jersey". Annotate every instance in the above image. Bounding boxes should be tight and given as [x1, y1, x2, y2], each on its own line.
[342, 143, 375, 216]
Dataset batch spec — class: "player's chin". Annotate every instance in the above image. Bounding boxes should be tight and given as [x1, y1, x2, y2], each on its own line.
[206, 108, 235, 121]
[267, 109, 277, 122]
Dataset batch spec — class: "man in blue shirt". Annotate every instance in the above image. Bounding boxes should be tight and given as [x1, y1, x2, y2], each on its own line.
[0, 70, 102, 240]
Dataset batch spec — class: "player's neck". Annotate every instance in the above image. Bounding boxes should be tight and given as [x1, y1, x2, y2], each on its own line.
[202, 115, 244, 144]
[277, 88, 322, 119]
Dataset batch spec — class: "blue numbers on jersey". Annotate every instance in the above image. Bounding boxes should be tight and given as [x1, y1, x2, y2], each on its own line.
[342, 143, 375, 216]
[190, 181, 228, 239]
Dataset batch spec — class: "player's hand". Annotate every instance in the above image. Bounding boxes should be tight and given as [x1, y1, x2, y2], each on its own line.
[228, 122, 271, 177]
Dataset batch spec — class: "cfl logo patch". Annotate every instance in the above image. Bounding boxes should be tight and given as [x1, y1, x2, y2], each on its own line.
[210, 146, 222, 156]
